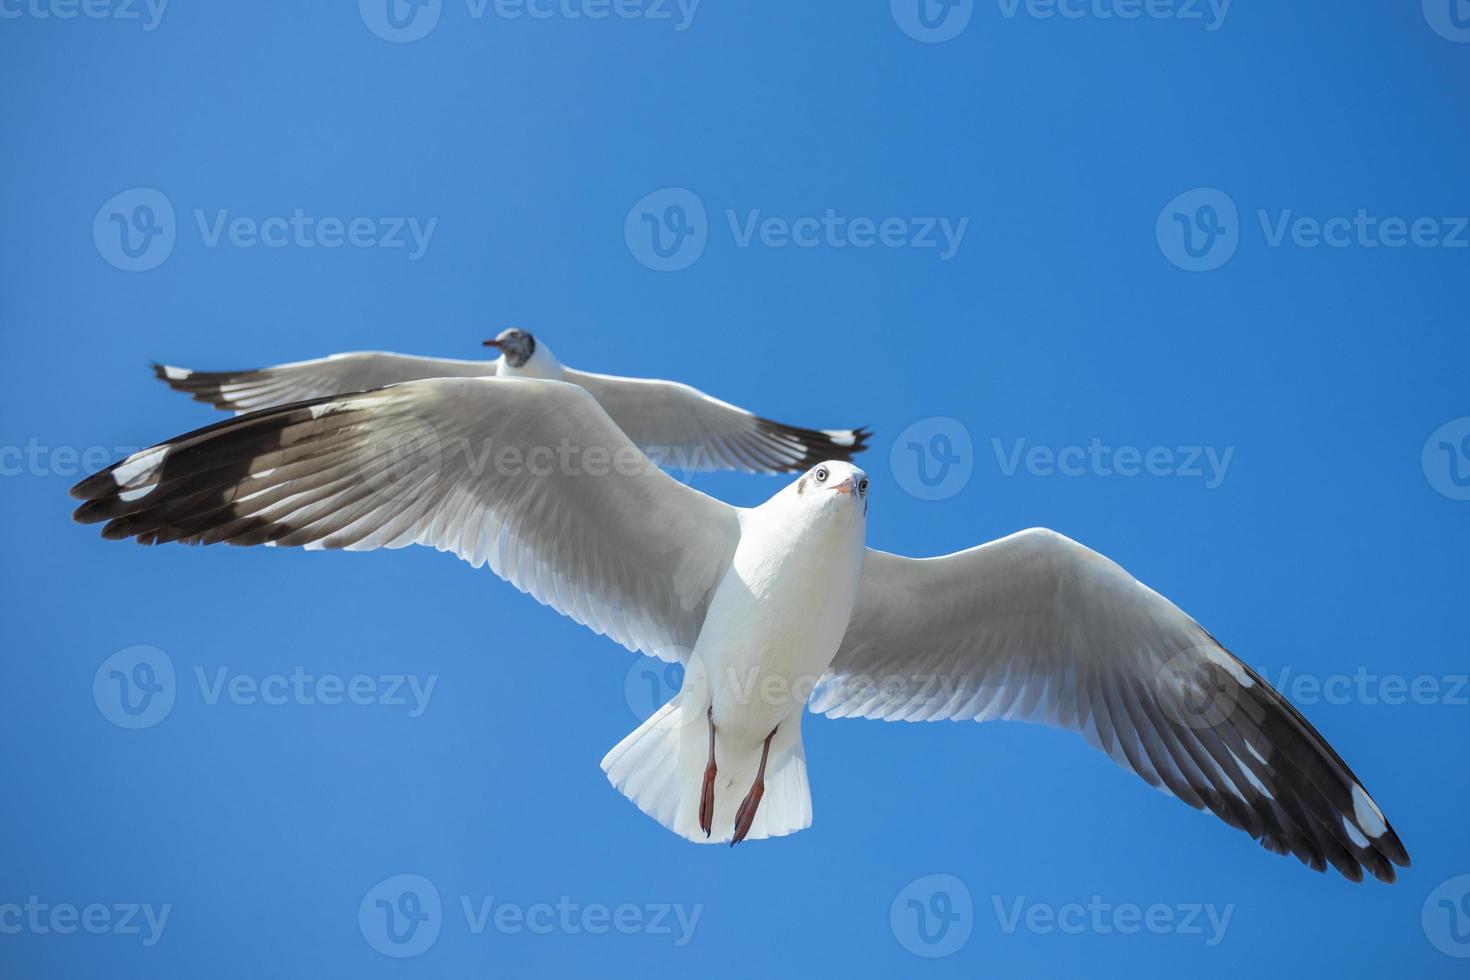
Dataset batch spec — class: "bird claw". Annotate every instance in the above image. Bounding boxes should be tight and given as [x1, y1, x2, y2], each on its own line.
[730, 781, 763, 845]
[699, 761, 717, 838]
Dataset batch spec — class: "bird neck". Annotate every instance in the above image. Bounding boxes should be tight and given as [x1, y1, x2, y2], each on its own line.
[498, 347, 564, 380]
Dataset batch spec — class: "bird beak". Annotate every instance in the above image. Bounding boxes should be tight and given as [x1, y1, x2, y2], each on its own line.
[831, 476, 857, 495]
[482, 339, 502, 350]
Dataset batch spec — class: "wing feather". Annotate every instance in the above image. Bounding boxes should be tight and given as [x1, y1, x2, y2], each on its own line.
[75, 377, 739, 662]
[813, 528, 1410, 882]
[153, 352, 494, 413]
[563, 368, 869, 474]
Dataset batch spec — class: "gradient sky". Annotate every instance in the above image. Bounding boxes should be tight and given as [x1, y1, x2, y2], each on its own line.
[3, 2, 1468, 977]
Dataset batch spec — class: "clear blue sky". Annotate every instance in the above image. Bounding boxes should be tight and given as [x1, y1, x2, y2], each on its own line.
[3, 2, 1468, 977]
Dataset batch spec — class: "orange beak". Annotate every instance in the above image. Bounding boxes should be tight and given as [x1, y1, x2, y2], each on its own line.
[831, 476, 857, 495]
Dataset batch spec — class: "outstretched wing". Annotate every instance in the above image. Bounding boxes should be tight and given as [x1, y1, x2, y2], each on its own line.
[153, 352, 495, 414]
[812, 528, 1409, 882]
[74, 377, 740, 662]
[563, 368, 869, 475]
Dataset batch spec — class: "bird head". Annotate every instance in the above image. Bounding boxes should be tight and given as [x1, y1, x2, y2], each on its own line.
[483, 327, 538, 369]
[793, 460, 870, 519]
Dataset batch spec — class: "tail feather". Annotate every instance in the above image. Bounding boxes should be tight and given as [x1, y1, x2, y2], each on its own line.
[602, 700, 686, 830]
[600, 696, 813, 844]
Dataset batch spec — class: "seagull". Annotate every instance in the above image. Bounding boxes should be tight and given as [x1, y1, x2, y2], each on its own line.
[149, 327, 869, 475]
[70, 377, 1409, 881]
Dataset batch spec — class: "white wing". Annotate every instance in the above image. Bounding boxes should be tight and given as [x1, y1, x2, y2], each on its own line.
[812, 528, 1409, 882]
[153, 352, 495, 414]
[74, 378, 739, 661]
[563, 368, 869, 474]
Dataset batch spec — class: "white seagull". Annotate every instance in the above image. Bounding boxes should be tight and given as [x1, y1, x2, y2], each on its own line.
[71, 377, 1408, 881]
[150, 327, 869, 475]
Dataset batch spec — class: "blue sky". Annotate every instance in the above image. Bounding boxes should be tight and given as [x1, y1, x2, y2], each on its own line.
[3, 2, 1469, 976]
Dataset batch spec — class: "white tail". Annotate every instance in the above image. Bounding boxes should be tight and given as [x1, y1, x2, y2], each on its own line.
[600, 694, 814, 844]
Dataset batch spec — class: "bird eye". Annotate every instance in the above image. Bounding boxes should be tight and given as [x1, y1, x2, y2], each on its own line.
[858, 479, 869, 494]
[815, 466, 829, 482]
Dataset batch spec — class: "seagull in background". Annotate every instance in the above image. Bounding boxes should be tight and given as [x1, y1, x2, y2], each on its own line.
[151, 327, 870, 475]
[71, 377, 1409, 880]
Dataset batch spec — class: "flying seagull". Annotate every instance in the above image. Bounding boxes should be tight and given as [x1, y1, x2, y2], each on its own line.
[150, 327, 869, 475]
[70, 377, 1408, 881]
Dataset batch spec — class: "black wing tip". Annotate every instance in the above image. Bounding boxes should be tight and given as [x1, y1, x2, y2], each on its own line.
[69, 395, 371, 547]
[1240, 806, 1406, 884]
[151, 361, 191, 389]
[70, 465, 122, 502]
[1375, 824, 1412, 872]
[749, 417, 875, 473]
[149, 361, 247, 409]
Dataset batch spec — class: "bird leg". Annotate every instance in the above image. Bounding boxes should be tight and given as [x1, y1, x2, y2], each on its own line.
[699, 706, 717, 838]
[731, 726, 777, 846]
